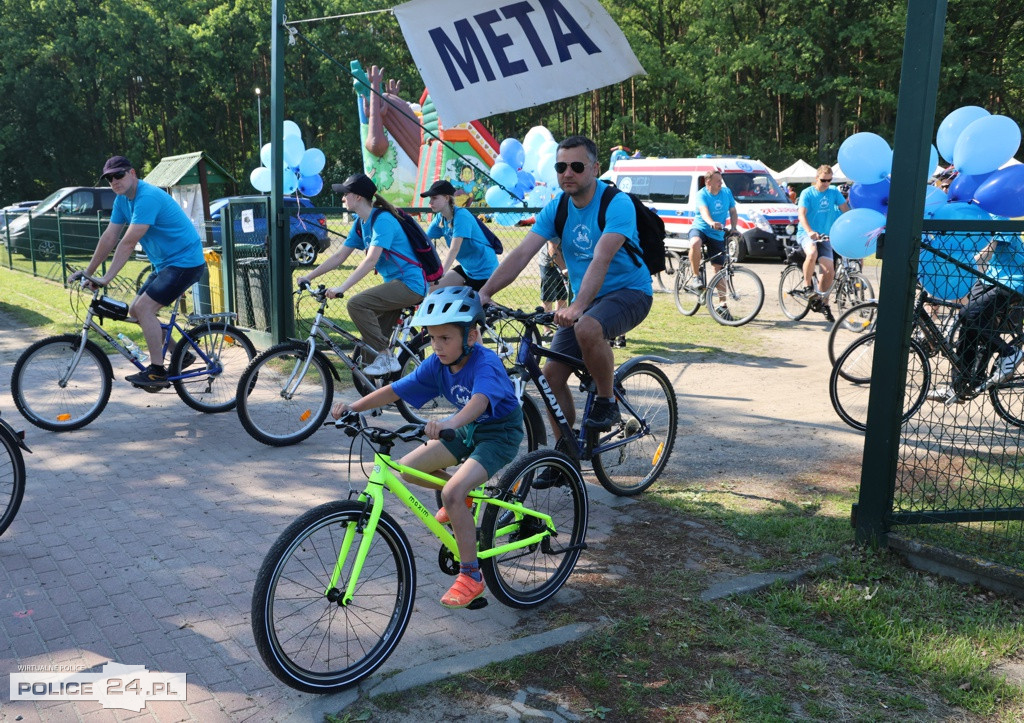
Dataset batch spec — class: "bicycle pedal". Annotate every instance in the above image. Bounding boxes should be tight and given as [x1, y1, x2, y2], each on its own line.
[466, 597, 489, 610]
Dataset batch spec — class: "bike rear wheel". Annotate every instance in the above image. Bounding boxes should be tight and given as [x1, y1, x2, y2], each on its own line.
[590, 362, 678, 496]
[236, 343, 335, 446]
[0, 427, 26, 536]
[827, 300, 878, 367]
[171, 325, 255, 413]
[833, 273, 874, 317]
[251, 500, 416, 693]
[12, 335, 112, 431]
[829, 334, 930, 431]
[778, 265, 811, 321]
[480, 450, 587, 608]
[673, 265, 702, 316]
[706, 266, 764, 326]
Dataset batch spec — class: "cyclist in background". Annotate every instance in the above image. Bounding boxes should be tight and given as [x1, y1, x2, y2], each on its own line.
[684, 169, 739, 318]
[420, 179, 499, 291]
[331, 287, 523, 608]
[69, 155, 206, 389]
[297, 173, 426, 376]
[793, 165, 850, 324]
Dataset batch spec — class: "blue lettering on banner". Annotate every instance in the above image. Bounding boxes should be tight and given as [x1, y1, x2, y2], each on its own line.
[427, 0, 602, 91]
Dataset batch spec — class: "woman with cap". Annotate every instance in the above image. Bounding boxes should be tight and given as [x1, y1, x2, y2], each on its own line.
[421, 179, 499, 291]
[296, 173, 426, 376]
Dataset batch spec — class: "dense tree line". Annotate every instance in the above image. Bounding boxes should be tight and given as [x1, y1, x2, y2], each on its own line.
[1, 0, 1021, 205]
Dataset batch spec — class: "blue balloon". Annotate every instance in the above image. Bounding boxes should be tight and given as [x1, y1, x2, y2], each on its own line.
[490, 162, 518, 190]
[516, 169, 535, 191]
[953, 115, 1022, 175]
[929, 201, 993, 257]
[837, 133, 892, 184]
[829, 208, 886, 259]
[250, 166, 271, 193]
[848, 179, 890, 214]
[946, 171, 994, 203]
[298, 174, 323, 197]
[283, 120, 302, 139]
[495, 211, 523, 227]
[282, 169, 298, 195]
[974, 165, 1024, 217]
[299, 148, 326, 176]
[499, 138, 526, 170]
[260, 143, 272, 168]
[927, 145, 939, 182]
[283, 135, 306, 169]
[936, 106, 989, 163]
[485, 185, 516, 207]
[922, 185, 948, 217]
[918, 244, 975, 300]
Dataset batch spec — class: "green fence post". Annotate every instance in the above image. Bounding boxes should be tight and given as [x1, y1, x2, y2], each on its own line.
[854, 0, 948, 546]
[268, 0, 294, 344]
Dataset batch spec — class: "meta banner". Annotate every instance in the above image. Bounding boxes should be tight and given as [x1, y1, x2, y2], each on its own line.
[393, 0, 645, 126]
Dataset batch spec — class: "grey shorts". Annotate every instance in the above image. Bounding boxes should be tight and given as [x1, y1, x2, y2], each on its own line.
[800, 238, 835, 261]
[138, 264, 206, 306]
[440, 405, 525, 478]
[549, 288, 652, 360]
[689, 229, 727, 265]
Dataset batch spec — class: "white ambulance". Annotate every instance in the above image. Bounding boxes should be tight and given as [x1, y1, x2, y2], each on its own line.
[605, 156, 799, 263]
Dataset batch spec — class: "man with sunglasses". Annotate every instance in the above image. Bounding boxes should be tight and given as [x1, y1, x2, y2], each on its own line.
[69, 156, 206, 389]
[480, 135, 653, 436]
[793, 164, 851, 322]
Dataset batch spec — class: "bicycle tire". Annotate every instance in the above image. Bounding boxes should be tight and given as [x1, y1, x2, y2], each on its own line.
[827, 300, 878, 367]
[833, 273, 874, 317]
[251, 500, 415, 693]
[591, 362, 678, 496]
[236, 343, 335, 446]
[12, 335, 112, 431]
[706, 266, 764, 326]
[829, 334, 930, 432]
[673, 265, 702, 316]
[171, 324, 255, 413]
[0, 427, 26, 537]
[778, 265, 811, 321]
[988, 334, 1024, 427]
[479, 450, 588, 608]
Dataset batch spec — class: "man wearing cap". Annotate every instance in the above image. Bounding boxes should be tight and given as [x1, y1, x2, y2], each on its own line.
[421, 179, 498, 290]
[70, 156, 206, 389]
[297, 173, 426, 376]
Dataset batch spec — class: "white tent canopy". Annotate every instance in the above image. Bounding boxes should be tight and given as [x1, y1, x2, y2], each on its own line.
[775, 159, 819, 183]
[829, 163, 850, 183]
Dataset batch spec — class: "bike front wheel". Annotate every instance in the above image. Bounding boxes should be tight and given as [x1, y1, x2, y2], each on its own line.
[251, 500, 416, 693]
[706, 266, 765, 326]
[171, 325, 255, 413]
[673, 265, 702, 316]
[833, 273, 874, 317]
[590, 361, 678, 496]
[12, 335, 112, 431]
[827, 300, 878, 367]
[778, 265, 811, 321]
[0, 427, 26, 536]
[480, 450, 588, 608]
[236, 343, 335, 446]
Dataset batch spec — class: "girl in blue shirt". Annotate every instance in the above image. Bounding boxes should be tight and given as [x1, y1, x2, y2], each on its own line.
[297, 173, 426, 376]
[420, 179, 498, 290]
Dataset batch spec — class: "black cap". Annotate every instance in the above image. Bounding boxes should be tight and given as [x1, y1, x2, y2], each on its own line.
[419, 179, 457, 198]
[332, 173, 377, 200]
[101, 156, 133, 178]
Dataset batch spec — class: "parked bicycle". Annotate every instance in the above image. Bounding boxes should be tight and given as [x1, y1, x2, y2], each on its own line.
[251, 416, 588, 693]
[11, 271, 256, 431]
[486, 303, 678, 496]
[778, 242, 874, 322]
[673, 234, 765, 326]
[829, 286, 1023, 431]
[0, 410, 29, 537]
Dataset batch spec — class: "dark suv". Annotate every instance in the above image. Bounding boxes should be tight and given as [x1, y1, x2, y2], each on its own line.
[209, 196, 331, 266]
[4, 187, 116, 259]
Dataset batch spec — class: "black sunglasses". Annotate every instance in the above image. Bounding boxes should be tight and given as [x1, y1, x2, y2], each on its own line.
[554, 161, 587, 174]
[104, 170, 129, 182]
[818, 176, 833, 183]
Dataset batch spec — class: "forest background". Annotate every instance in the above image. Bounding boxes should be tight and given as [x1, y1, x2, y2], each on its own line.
[1, 0, 1022, 205]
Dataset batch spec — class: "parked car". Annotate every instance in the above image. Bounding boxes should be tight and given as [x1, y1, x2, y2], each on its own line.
[208, 196, 330, 266]
[3, 187, 116, 259]
[0, 200, 41, 231]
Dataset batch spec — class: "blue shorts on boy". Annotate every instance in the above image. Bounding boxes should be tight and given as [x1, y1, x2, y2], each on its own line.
[391, 343, 523, 476]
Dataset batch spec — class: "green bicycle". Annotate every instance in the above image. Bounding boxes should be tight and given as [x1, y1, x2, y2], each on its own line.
[250, 416, 589, 694]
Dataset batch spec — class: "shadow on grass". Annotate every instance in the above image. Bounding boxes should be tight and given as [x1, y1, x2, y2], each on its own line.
[0, 300, 52, 328]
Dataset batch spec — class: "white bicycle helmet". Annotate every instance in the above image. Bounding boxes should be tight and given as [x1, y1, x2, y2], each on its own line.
[412, 286, 484, 328]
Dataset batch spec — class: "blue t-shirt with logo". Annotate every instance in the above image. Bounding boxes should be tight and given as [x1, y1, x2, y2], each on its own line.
[798, 186, 847, 241]
[691, 186, 736, 241]
[985, 237, 1024, 293]
[532, 181, 652, 299]
[344, 210, 428, 296]
[425, 207, 499, 280]
[391, 343, 518, 422]
[110, 180, 204, 271]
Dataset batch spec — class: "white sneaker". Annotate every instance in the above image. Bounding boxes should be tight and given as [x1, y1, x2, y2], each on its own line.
[364, 352, 400, 376]
[683, 277, 705, 293]
[925, 386, 954, 402]
[989, 347, 1024, 386]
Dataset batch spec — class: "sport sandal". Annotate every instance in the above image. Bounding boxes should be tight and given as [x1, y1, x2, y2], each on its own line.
[440, 573, 486, 608]
[434, 497, 474, 525]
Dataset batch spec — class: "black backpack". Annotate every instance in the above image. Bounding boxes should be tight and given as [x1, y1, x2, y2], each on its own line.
[474, 215, 504, 255]
[553, 185, 666, 276]
[357, 208, 444, 283]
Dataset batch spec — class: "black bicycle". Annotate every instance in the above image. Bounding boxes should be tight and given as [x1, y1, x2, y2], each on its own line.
[0, 410, 29, 537]
[778, 242, 874, 322]
[673, 234, 765, 326]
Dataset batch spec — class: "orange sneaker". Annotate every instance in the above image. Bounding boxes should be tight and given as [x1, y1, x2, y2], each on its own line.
[434, 497, 474, 525]
[440, 573, 485, 608]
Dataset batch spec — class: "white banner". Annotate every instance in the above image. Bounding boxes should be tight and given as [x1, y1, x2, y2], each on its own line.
[393, 0, 645, 126]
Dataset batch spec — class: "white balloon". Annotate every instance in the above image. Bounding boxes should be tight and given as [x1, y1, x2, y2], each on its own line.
[250, 166, 271, 193]
[260, 143, 272, 168]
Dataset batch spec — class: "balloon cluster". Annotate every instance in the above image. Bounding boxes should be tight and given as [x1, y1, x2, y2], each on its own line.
[249, 120, 326, 197]
[484, 126, 561, 226]
[828, 106, 1022, 300]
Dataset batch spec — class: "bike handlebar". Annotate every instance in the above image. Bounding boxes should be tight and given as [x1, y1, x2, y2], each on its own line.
[327, 412, 456, 444]
[484, 302, 555, 327]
